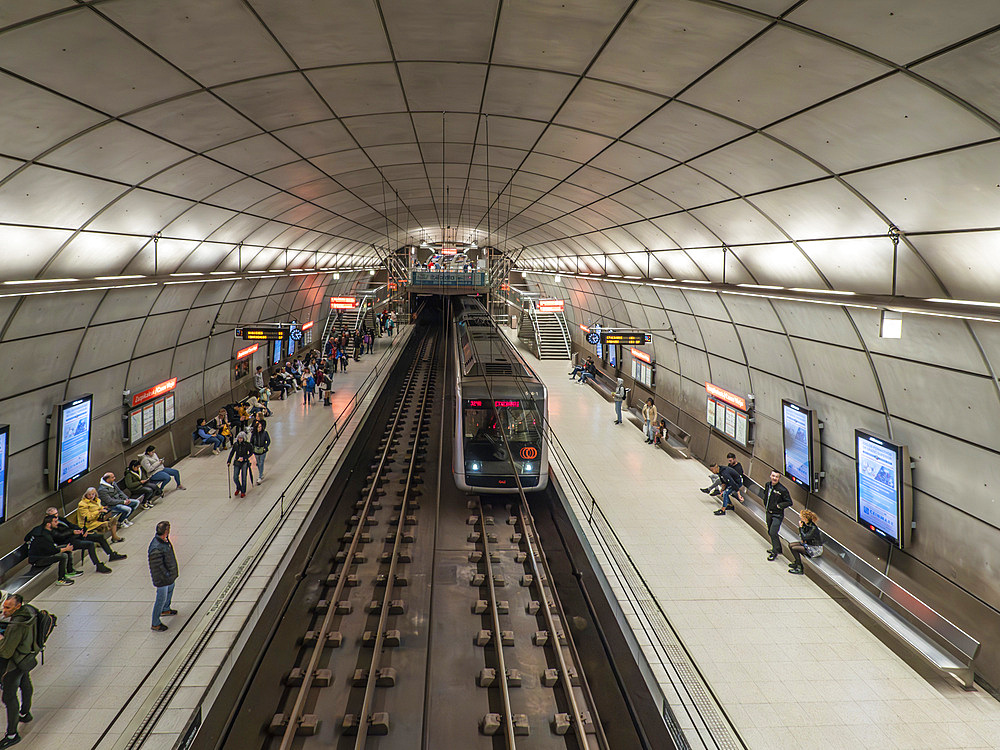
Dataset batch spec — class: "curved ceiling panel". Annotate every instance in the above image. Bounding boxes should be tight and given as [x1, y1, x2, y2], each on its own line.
[0, 0, 996, 304]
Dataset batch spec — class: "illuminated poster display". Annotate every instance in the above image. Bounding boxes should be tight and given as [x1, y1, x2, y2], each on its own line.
[153, 398, 166, 430]
[705, 382, 752, 448]
[130, 411, 144, 442]
[782, 401, 811, 488]
[855, 430, 911, 548]
[143, 404, 155, 435]
[0, 425, 8, 522]
[58, 395, 93, 487]
[164, 394, 175, 423]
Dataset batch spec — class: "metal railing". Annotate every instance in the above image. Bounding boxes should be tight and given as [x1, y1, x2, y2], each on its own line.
[103, 327, 417, 750]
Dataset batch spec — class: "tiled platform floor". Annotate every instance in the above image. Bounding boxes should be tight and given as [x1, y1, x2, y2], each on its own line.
[509, 333, 1000, 750]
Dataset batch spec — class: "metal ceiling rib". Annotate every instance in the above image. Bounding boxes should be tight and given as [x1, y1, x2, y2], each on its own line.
[0, 0, 996, 304]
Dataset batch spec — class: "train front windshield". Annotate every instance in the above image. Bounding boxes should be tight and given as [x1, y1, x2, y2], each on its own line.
[463, 399, 542, 479]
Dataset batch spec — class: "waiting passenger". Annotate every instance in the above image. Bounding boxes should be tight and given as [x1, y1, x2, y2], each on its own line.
[45, 506, 125, 571]
[701, 452, 743, 496]
[763, 471, 793, 561]
[0, 593, 39, 747]
[97, 473, 139, 527]
[613, 378, 626, 424]
[709, 462, 743, 515]
[655, 418, 669, 446]
[195, 418, 223, 454]
[123, 459, 159, 508]
[303, 372, 315, 405]
[578, 359, 597, 386]
[253, 365, 265, 393]
[250, 420, 271, 484]
[25, 514, 81, 585]
[788, 509, 823, 574]
[568, 356, 592, 381]
[77, 487, 126, 543]
[210, 410, 232, 447]
[642, 398, 657, 443]
[141, 446, 186, 492]
[228, 431, 253, 497]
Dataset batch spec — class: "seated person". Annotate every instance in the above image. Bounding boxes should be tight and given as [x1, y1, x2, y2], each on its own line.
[246, 395, 270, 418]
[788, 509, 824, 574]
[45, 506, 125, 572]
[25, 514, 81, 585]
[654, 418, 669, 446]
[195, 418, 223, 454]
[701, 453, 744, 496]
[569, 356, 593, 380]
[123, 459, 159, 508]
[141, 446, 186, 491]
[78, 487, 125, 543]
[209, 409, 232, 448]
[709, 462, 744, 515]
[578, 359, 597, 385]
[97, 472, 139, 527]
[269, 373, 289, 400]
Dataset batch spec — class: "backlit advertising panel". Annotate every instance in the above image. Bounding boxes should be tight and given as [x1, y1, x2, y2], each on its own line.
[855, 430, 911, 548]
[57, 395, 93, 488]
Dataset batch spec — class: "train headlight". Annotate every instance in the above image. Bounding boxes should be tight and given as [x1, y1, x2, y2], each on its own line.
[523, 462, 533, 472]
[470, 462, 480, 471]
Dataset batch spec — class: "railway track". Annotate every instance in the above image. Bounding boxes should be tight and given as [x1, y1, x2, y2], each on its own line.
[228, 324, 611, 749]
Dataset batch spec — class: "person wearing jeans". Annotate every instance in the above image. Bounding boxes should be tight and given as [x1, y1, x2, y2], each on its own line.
[26, 515, 81, 585]
[613, 378, 625, 424]
[148, 521, 179, 632]
[0, 594, 40, 748]
[141, 446, 187, 492]
[642, 398, 658, 443]
[710, 462, 744, 515]
[763, 471, 793, 561]
[250, 421, 271, 484]
[228, 431, 253, 497]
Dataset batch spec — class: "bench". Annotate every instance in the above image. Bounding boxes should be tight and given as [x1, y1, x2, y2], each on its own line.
[0, 510, 90, 600]
[191, 431, 214, 457]
[624, 406, 692, 459]
[735, 478, 980, 689]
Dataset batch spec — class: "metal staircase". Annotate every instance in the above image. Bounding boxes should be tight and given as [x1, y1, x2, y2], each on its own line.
[517, 305, 571, 360]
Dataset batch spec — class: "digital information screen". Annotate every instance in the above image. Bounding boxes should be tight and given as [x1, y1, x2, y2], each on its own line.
[273, 338, 283, 364]
[782, 400, 813, 489]
[856, 430, 909, 547]
[58, 395, 93, 487]
[236, 326, 286, 341]
[601, 331, 646, 346]
[0, 425, 8, 523]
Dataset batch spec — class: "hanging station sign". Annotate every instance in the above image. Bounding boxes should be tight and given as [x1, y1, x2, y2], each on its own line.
[537, 299, 565, 312]
[331, 296, 358, 310]
[236, 325, 286, 341]
[602, 330, 646, 346]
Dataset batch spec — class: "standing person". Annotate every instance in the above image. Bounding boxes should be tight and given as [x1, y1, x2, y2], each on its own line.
[0, 594, 39, 747]
[303, 371, 315, 405]
[709, 462, 744, 515]
[642, 398, 658, 444]
[763, 470, 793, 561]
[613, 378, 626, 424]
[250, 420, 271, 485]
[788, 510, 824, 574]
[148, 521, 179, 632]
[253, 366, 265, 395]
[228, 431, 253, 498]
[141, 446, 186, 492]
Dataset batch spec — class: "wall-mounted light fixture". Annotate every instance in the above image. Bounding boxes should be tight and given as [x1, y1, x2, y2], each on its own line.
[880, 310, 903, 339]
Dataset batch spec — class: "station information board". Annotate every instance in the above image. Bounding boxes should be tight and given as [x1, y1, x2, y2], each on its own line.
[53, 395, 93, 489]
[127, 378, 178, 446]
[601, 331, 646, 346]
[236, 326, 286, 341]
[331, 296, 358, 310]
[705, 382, 751, 448]
[855, 430, 912, 548]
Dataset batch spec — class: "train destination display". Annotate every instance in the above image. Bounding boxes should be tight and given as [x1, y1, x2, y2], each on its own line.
[855, 430, 912, 548]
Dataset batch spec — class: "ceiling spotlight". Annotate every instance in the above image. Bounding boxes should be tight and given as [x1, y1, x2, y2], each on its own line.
[333, 272, 340, 280]
[369, 269, 375, 276]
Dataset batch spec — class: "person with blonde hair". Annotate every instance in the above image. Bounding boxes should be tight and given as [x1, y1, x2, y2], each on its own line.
[788, 509, 823, 574]
[77, 486, 125, 543]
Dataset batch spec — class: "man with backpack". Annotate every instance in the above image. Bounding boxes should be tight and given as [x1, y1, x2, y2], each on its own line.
[0, 593, 53, 747]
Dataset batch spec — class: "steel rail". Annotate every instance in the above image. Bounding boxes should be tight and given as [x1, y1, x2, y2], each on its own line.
[353, 330, 439, 746]
[461, 301, 597, 748]
[477, 499, 518, 749]
[278, 333, 433, 749]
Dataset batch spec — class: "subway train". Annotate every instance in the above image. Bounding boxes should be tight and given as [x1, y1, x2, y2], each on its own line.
[451, 296, 549, 493]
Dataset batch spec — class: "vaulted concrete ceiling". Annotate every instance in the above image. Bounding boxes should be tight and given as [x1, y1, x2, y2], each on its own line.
[1, 0, 999, 300]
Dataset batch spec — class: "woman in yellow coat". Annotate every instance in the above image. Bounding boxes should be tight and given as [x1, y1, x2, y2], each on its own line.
[77, 486, 125, 543]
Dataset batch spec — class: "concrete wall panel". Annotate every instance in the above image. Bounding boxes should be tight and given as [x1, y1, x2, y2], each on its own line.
[134, 311, 187, 357]
[775, 300, 863, 349]
[5, 292, 103, 338]
[697, 317, 744, 363]
[72, 319, 145, 375]
[792, 338, 882, 410]
[738, 325, 800, 383]
[0, 330, 80, 399]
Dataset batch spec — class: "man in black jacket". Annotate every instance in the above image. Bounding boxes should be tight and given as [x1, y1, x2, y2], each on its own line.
[701, 452, 743, 496]
[710, 462, 744, 515]
[148, 521, 179, 632]
[25, 515, 81, 585]
[763, 470, 793, 560]
[44, 507, 125, 573]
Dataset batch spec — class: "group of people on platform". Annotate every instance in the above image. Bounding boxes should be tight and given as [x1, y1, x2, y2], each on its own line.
[705, 453, 823, 573]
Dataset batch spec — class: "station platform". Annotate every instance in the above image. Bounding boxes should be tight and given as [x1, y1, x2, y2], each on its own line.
[503, 330, 1000, 750]
[17, 327, 413, 750]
